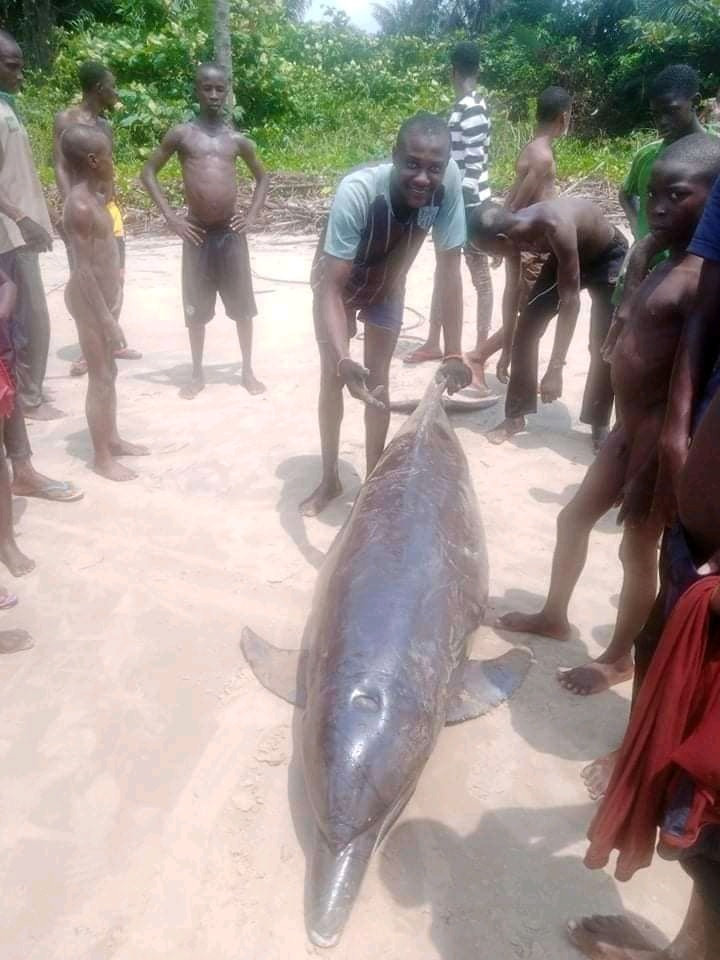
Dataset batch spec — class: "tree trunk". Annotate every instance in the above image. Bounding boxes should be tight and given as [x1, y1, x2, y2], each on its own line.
[20, 0, 55, 68]
[214, 0, 235, 112]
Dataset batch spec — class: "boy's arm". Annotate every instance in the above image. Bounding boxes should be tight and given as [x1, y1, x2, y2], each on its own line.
[232, 136, 269, 233]
[653, 257, 720, 523]
[66, 199, 124, 350]
[433, 246, 471, 393]
[497, 254, 522, 380]
[140, 126, 204, 245]
[317, 256, 384, 408]
[541, 220, 581, 401]
[53, 111, 73, 199]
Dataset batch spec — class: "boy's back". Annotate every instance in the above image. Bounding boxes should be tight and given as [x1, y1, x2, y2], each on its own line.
[506, 136, 556, 211]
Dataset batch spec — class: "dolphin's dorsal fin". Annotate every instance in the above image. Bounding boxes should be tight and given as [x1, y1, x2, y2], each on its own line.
[241, 627, 307, 707]
[445, 647, 533, 724]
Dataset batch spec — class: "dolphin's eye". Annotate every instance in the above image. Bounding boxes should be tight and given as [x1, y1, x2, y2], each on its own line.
[351, 690, 380, 713]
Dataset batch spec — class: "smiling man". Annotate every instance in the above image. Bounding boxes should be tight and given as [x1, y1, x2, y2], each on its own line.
[141, 62, 269, 398]
[300, 111, 472, 517]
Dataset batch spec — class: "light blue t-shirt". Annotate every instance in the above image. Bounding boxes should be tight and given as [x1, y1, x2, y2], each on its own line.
[316, 160, 466, 307]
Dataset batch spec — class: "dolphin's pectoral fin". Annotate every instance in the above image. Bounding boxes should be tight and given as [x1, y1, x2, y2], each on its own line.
[445, 647, 533, 724]
[240, 627, 307, 707]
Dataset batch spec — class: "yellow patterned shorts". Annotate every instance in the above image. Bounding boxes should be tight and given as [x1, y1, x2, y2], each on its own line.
[106, 200, 124, 238]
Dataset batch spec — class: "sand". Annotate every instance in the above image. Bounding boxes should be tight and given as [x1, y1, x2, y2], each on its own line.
[0, 233, 687, 959]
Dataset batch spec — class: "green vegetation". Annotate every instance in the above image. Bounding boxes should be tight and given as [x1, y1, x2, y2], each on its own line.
[11, 0, 720, 210]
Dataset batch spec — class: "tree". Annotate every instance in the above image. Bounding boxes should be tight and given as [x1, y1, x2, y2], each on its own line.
[214, 0, 234, 109]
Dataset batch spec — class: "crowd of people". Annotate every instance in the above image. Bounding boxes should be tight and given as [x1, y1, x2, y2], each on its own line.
[0, 24, 718, 957]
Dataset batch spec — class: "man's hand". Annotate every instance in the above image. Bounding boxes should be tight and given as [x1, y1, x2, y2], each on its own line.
[18, 217, 52, 252]
[496, 350, 510, 384]
[166, 213, 205, 247]
[540, 364, 563, 404]
[230, 212, 254, 235]
[337, 358, 386, 408]
[437, 356, 472, 394]
[106, 321, 126, 353]
[650, 432, 688, 526]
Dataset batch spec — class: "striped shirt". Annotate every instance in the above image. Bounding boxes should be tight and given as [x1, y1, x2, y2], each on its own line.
[312, 160, 466, 308]
[449, 90, 491, 206]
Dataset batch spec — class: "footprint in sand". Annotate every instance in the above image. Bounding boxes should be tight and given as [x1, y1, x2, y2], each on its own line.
[254, 725, 290, 766]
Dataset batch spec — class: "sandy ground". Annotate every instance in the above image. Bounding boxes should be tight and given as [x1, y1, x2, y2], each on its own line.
[0, 233, 687, 960]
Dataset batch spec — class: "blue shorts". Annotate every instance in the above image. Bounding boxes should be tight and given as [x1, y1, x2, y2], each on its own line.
[313, 296, 404, 342]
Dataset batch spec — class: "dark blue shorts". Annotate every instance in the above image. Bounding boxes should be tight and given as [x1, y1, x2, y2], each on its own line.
[355, 300, 404, 333]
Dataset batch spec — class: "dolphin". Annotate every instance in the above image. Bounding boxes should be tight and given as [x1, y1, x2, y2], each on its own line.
[241, 376, 532, 947]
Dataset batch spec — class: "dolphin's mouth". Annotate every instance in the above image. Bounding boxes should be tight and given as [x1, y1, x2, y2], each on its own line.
[306, 827, 378, 947]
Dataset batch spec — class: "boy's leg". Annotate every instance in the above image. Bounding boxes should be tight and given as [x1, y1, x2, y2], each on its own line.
[4, 401, 81, 501]
[464, 249, 493, 389]
[181, 235, 214, 399]
[0, 416, 34, 577]
[500, 427, 629, 639]
[363, 320, 400, 476]
[234, 317, 265, 395]
[558, 520, 658, 695]
[581, 283, 615, 449]
[300, 342, 345, 517]
[487, 260, 560, 444]
[219, 229, 265, 394]
[73, 303, 136, 482]
[14, 249, 61, 420]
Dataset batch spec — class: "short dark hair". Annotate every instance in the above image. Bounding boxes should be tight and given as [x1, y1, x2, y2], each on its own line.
[0, 29, 20, 54]
[656, 132, 720, 184]
[395, 111, 450, 152]
[466, 202, 515, 249]
[78, 61, 112, 94]
[61, 123, 111, 167]
[450, 41, 480, 79]
[537, 86, 572, 124]
[197, 61, 228, 81]
[650, 64, 700, 102]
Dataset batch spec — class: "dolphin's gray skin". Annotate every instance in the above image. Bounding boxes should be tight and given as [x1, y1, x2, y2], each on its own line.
[242, 377, 531, 947]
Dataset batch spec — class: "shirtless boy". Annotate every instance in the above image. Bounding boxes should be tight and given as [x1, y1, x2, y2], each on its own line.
[62, 125, 148, 481]
[141, 62, 268, 398]
[566, 350, 720, 960]
[54, 60, 141, 376]
[469, 85, 572, 385]
[301, 112, 471, 517]
[468, 197, 625, 447]
[499, 134, 720, 698]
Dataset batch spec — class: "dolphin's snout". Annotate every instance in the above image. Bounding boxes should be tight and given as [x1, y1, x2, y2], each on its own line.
[307, 828, 377, 948]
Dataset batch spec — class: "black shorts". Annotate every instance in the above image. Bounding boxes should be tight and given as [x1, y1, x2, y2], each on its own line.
[182, 224, 257, 326]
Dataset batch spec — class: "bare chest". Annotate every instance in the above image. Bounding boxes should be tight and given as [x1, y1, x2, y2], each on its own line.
[180, 128, 239, 164]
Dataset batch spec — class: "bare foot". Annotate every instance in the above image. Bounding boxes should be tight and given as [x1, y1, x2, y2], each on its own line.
[0, 629, 33, 654]
[92, 458, 137, 482]
[23, 403, 65, 421]
[0, 540, 35, 577]
[558, 655, 634, 696]
[566, 915, 662, 959]
[109, 438, 150, 457]
[582, 750, 619, 801]
[403, 345, 442, 365]
[70, 358, 88, 377]
[486, 416, 525, 445]
[464, 351, 489, 392]
[241, 371, 266, 395]
[113, 347, 142, 360]
[498, 609, 571, 641]
[179, 378, 205, 400]
[300, 477, 342, 517]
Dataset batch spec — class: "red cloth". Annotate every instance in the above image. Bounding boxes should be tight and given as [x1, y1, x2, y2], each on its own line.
[585, 575, 720, 880]
[0, 357, 14, 418]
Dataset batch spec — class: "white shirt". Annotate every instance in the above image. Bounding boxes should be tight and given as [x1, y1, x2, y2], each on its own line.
[0, 100, 52, 255]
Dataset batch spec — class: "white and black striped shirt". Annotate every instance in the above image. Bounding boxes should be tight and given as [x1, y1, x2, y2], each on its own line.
[448, 90, 491, 206]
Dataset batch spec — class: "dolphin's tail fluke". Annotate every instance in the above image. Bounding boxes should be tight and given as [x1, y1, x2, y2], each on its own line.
[306, 828, 377, 948]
